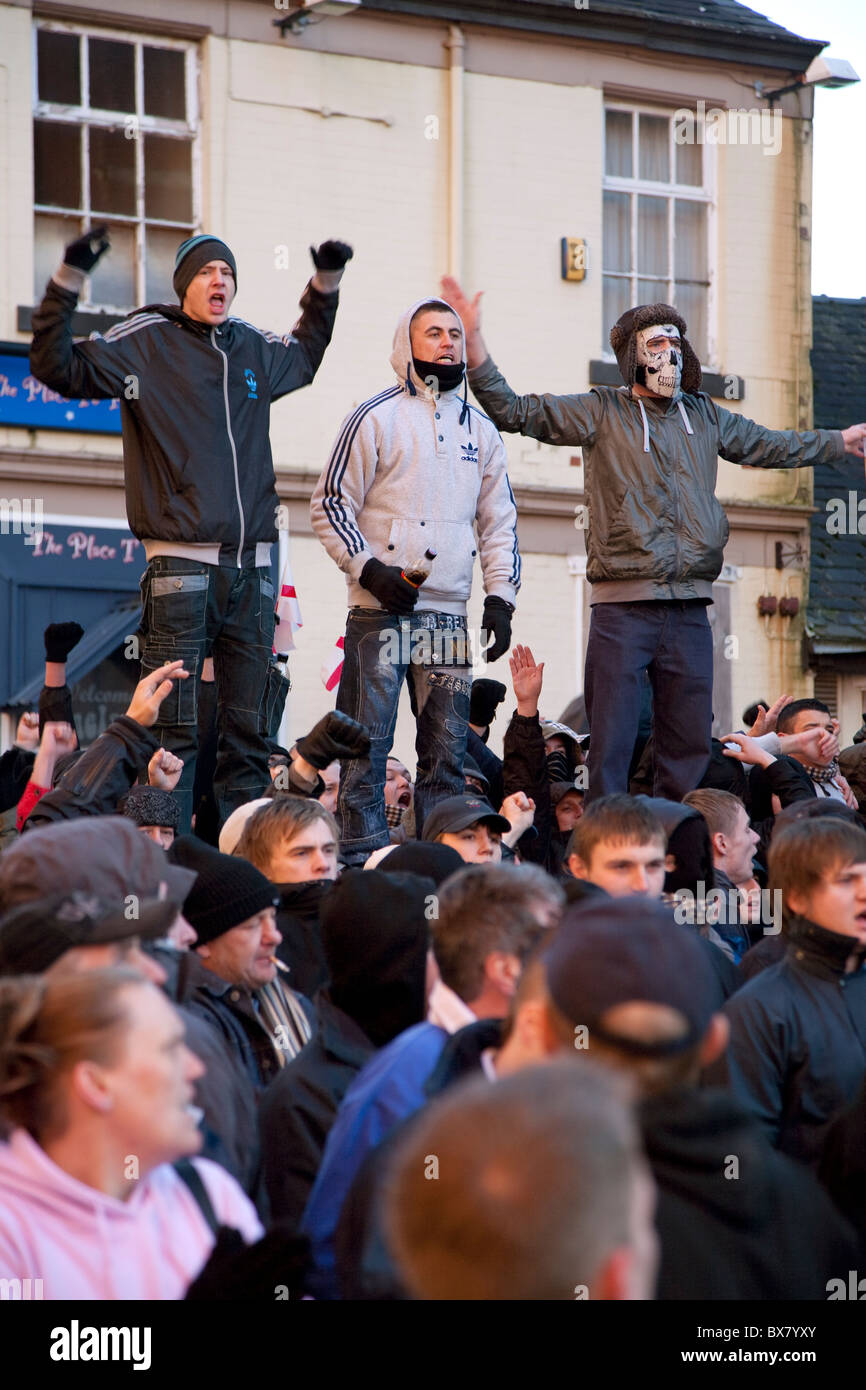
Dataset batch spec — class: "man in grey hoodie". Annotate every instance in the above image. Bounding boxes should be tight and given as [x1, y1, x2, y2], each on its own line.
[311, 299, 521, 867]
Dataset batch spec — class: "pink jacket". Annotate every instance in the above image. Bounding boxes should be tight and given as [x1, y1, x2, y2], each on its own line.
[0, 1129, 263, 1299]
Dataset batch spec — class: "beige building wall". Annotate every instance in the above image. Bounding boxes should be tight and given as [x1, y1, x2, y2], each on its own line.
[0, 1, 822, 757]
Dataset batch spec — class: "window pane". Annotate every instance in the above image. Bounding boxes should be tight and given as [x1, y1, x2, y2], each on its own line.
[146, 225, 188, 302]
[638, 114, 669, 182]
[144, 47, 186, 120]
[676, 135, 702, 187]
[91, 223, 137, 308]
[144, 135, 192, 221]
[603, 191, 630, 273]
[605, 110, 632, 178]
[637, 278, 666, 305]
[674, 200, 708, 280]
[638, 195, 667, 277]
[90, 127, 137, 215]
[674, 282, 707, 362]
[34, 213, 81, 301]
[37, 29, 81, 105]
[88, 38, 135, 113]
[34, 120, 81, 208]
[603, 277, 632, 345]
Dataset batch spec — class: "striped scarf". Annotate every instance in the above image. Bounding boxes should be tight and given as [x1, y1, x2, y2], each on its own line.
[256, 977, 313, 1065]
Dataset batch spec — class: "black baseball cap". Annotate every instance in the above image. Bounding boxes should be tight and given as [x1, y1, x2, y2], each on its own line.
[421, 795, 511, 842]
[543, 896, 719, 1056]
[0, 890, 179, 976]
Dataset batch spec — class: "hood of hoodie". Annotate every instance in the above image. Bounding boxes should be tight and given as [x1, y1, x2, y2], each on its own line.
[319, 868, 433, 1048]
[636, 796, 715, 897]
[389, 297, 467, 404]
[639, 1087, 779, 1230]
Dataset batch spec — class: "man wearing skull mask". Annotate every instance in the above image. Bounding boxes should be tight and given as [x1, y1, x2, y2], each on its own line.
[441, 280, 866, 803]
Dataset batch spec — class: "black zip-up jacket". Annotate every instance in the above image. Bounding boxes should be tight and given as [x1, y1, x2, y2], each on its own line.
[712, 914, 866, 1169]
[30, 278, 340, 566]
[640, 1086, 859, 1299]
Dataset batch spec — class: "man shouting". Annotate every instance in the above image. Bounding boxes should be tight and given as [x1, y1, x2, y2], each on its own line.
[442, 278, 866, 802]
[31, 227, 352, 829]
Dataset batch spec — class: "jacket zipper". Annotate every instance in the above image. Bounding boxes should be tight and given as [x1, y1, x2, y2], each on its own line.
[211, 328, 244, 568]
[665, 407, 683, 589]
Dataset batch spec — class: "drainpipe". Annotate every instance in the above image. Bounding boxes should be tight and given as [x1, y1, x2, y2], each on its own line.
[446, 24, 464, 279]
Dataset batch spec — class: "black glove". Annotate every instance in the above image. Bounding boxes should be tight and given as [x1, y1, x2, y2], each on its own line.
[295, 710, 371, 769]
[360, 558, 418, 616]
[469, 679, 507, 729]
[44, 622, 84, 664]
[481, 596, 513, 664]
[184, 1223, 310, 1302]
[310, 240, 354, 272]
[63, 225, 110, 273]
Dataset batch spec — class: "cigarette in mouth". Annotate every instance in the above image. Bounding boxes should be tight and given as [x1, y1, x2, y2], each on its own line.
[269, 955, 290, 974]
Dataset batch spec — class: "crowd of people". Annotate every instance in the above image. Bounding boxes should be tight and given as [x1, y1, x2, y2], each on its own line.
[3, 225, 866, 1301]
[1, 614, 866, 1301]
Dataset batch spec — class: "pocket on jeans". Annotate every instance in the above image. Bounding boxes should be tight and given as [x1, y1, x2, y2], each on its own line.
[262, 661, 291, 739]
[259, 577, 276, 643]
[141, 640, 200, 727]
[149, 570, 209, 638]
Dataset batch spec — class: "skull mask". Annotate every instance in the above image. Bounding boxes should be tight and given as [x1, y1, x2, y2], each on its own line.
[635, 324, 682, 398]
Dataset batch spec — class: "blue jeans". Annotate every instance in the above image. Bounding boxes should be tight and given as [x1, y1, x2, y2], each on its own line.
[335, 608, 472, 865]
[584, 599, 713, 803]
[138, 557, 276, 832]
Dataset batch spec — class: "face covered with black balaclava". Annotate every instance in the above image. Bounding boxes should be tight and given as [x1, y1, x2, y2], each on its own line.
[635, 323, 682, 399]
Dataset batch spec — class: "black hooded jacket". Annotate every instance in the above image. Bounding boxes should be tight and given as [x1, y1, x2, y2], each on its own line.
[258, 869, 433, 1229]
[637, 797, 741, 1000]
[641, 1086, 858, 1299]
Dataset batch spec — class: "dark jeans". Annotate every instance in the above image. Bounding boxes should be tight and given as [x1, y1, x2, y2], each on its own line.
[584, 599, 713, 803]
[335, 608, 472, 865]
[139, 557, 275, 832]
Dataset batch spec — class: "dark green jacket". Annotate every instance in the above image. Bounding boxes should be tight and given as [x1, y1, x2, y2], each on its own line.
[468, 357, 846, 601]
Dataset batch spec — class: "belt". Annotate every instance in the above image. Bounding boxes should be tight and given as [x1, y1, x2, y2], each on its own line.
[411, 612, 468, 632]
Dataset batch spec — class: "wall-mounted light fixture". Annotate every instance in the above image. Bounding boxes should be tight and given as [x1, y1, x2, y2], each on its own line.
[755, 55, 859, 104]
[561, 238, 587, 282]
[275, 0, 361, 37]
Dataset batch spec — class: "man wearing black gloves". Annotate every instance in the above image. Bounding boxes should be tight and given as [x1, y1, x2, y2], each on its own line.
[443, 277, 866, 803]
[311, 297, 520, 866]
[31, 226, 353, 832]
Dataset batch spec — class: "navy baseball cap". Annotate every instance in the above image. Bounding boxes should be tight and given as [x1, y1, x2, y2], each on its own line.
[543, 896, 719, 1056]
[421, 795, 511, 842]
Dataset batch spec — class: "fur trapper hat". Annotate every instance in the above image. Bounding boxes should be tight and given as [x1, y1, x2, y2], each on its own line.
[609, 302, 702, 394]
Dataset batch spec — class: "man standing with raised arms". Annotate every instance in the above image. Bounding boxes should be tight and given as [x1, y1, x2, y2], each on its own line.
[31, 227, 353, 830]
[442, 277, 866, 804]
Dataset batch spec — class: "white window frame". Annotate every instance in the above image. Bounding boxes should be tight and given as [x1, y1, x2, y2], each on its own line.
[602, 101, 718, 369]
[33, 18, 201, 312]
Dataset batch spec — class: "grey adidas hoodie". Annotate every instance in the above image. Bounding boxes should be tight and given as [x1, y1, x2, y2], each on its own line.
[310, 298, 521, 617]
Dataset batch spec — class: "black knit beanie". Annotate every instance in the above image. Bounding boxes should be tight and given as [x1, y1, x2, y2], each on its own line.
[169, 836, 277, 945]
[173, 235, 237, 304]
[119, 784, 180, 832]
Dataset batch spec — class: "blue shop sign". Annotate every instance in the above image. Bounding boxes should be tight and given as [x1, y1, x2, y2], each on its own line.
[0, 353, 122, 434]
